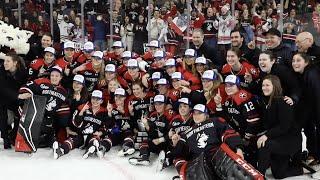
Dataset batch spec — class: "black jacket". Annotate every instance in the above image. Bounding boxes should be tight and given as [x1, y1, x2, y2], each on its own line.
[0, 62, 28, 108]
[295, 65, 320, 127]
[270, 43, 293, 68]
[262, 97, 301, 154]
[306, 43, 320, 69]
[191, 42, 225, 69]
[240, 44, 261, 68]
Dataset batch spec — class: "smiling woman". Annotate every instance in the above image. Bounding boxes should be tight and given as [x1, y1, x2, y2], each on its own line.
[0, 52, 27, 149]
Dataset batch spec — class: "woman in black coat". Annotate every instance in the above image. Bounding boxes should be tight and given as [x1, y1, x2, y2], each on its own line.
[257, 75, 303, 179]
[292, 53, 320, 165]
[0, 52, 28, 149]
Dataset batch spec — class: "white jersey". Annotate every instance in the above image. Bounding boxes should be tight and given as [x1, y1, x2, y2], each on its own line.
[217, 14, 235, 45]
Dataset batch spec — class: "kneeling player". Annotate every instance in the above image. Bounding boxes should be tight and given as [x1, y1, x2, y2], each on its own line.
[129, 95, 174, 165]
[106, 88, 135, 156]
[171, 104, 244, 179]
[52, 90, 114, 159]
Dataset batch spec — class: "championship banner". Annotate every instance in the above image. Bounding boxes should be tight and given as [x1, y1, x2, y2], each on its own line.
[212, 143, 264, 180]
[15, 95, 47, 153]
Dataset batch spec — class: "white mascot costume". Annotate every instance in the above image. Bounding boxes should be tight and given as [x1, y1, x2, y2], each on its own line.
[0, 20, 34, 59]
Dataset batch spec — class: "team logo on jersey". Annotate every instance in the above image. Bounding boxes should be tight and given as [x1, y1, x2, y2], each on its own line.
[239, 92, 247, 99]
[82, 124, 94, 134]
[197, 132, 208, 148]
[40, 84, 49, 89]
[46, 97, 57, 111]
[250, 68, 257, 75]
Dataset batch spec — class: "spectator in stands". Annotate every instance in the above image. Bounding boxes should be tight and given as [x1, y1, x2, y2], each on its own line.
[296, 32, 320, 68]
[202, 7, 218, 49]
[91, 14, 107, 51]
[146, 8, 165, 42]
[191, 28, 223, 69]
[264, 28, 293, 68]
[133, 15, 148, 55]
[120, 16, 134, 51]
[282, 8, 300, 51]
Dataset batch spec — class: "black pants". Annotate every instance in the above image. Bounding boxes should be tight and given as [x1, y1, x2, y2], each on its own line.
[304, 122, 320, 160]
[140, 139, 168, 157]
[257, 139, 303, 179]
[0, 105, 8, 139]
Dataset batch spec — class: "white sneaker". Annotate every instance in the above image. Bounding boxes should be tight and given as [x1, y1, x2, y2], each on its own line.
[156, 150, 166, 171]
[53, 141, 64, 159]
[129, 156, 150, 166]
[118, 146, 135, 157]
[83, 145, 96, 159]
[93, 140, 106, 159]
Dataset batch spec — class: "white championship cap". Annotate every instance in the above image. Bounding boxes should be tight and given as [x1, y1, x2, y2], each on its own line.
[127, 59, 139, 67]
[64, 41, 75, 49]
[157, 78, 168, 85]
[92, 51, 104, 59]
[44, 47, 55, 54]
[193, 104, 207, 113]
[73, 74, 85, 84]
[115, 88, 126, 96]
[202, 70, 217, 80]
[147, 40, 160, 48]
[92, 90, 103, 99]
[154, 94, 165, 103]
[195, 57, 207, 64]
[105, 64, 116, 72]
[184, 49, 196, 57]
[171, 72, 182, 80]
[112, 41, 124, 48]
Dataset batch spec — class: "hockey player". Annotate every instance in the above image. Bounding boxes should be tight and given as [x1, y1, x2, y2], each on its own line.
[127, 81, 155, 149]
[170, 104, 244, 179]
[123, 59, 146, 88]
[129, 95, 173, 165]
[73, 51, 105, 92]
[221, 47, 260, 89]
[158, 98, 195, 171]
[214, 75, 264, 166]
[53, 90, 113, 159]
[28, 47, 56, 81]
[18, 66, 70, 148]
[106, 88, 135, 156]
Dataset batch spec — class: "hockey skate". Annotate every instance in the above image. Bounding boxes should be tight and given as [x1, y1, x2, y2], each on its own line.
[82, 145, 96, 159]
[52, 141, 64, 159]
[118, 145, 135, 157]
[129, 155, 150, 166]
[93, 139, 105, 159]
[156, 150, 169, 171]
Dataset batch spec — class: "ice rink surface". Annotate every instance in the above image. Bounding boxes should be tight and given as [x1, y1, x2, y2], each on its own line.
[0, 139, 319, 180]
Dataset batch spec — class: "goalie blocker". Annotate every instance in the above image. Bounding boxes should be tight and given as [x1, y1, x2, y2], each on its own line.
[180, 143, 264, 180]
[15, 95, 47, 153]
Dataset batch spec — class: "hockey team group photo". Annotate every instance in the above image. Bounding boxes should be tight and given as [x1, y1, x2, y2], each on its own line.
[1, 0, 320, 180]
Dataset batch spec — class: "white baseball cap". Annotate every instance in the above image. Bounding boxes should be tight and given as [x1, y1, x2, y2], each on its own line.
[127, 59, 139, 67]
[50, 65, 63, 74]
[92, 51, 104, 59]
[195, 57, 207, 64]
[147, 40, 160, 48]
[154, 50, 165, 59]
[64, 41, 75, 49]
[193, 104, 207, 113]
[83, 41, 94, 52]
[202, 70, 217, 80]
[122, 51, 132, 58]
[112, 41, 124, 48]
[154, 95, 165, 103]
[73, 74, 85, 84]
[157, 78, 168, 85]
[178, 98, 190, 105]
[44, 47, 55, 54]
[92, 90, 103, 99]
[165, 58, 176, 66]
[184, 49, 195, 57]
[151, 72, 161, 80]
[171, 72, 182, 80]
[105, 64, 116, 72]
[115, 88, 126, 96]
[225, 75, 240, 85]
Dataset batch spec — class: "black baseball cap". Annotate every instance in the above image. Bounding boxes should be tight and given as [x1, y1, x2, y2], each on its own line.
[263, 28, 281, 37]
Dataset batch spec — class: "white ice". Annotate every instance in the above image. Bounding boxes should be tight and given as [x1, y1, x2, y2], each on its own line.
[0, 139, 319, 180]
